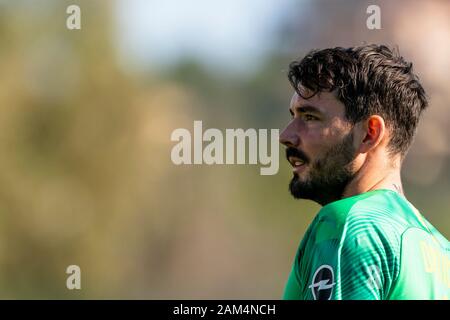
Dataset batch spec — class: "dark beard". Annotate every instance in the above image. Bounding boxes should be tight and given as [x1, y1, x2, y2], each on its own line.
[288, 132, 356, 206]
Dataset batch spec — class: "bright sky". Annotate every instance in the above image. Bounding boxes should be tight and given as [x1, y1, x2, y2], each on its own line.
[114, 0, 298, 73]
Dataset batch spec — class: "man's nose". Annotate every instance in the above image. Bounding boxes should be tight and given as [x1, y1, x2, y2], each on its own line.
[279, 123, 300, 148]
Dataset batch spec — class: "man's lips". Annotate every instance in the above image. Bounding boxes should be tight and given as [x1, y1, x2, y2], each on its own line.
[288, 156, 307, 174]
[286, 147, 309, 174]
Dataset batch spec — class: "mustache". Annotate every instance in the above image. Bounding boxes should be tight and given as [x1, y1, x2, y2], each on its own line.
[285, 147, 310, 164]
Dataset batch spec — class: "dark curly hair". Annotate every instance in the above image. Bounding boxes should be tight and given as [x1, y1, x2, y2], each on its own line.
[288, 44, 428, 156]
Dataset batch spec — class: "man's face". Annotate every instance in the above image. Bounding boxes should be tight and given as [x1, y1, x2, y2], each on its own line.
[279, 91, 357, 206]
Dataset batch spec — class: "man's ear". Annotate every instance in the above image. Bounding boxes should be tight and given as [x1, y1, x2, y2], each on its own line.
[357, 115, 386, 154]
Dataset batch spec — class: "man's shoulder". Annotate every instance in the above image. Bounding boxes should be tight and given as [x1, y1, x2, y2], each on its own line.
[313, 189, 410, 245]
[345, 190, 411, 234]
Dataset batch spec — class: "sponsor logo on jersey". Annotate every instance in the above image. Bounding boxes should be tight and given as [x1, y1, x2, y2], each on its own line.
[309, 265, 336, 300]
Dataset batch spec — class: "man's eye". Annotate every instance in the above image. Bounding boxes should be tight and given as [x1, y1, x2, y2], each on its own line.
[303, 114, 318, 121]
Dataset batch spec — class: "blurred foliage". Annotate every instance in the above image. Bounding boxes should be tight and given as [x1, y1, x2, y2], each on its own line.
[0, 0, 448, 298]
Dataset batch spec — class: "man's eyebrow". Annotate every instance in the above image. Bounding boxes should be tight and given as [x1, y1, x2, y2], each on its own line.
[294, 105, 323, 114]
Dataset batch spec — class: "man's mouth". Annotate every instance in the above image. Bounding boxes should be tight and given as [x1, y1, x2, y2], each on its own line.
[288, 156, 307, 173]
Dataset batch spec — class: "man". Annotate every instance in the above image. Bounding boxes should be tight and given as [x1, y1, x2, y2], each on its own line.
[280, 44, 449, 300]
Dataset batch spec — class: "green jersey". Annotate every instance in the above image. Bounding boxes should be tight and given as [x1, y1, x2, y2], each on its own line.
[283, 189, 450, 300]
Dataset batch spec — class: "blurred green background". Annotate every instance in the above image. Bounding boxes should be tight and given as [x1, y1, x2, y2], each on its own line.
[0, 0, 448, 298]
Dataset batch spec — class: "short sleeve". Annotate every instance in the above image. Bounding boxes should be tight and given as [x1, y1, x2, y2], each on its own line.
[332, 218, 401, 300]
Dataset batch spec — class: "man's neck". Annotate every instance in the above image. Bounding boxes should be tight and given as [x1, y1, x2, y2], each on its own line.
[342, 154, 404, 198]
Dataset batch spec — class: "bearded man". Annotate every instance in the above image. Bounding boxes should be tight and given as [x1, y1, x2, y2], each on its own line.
[280, 44, 449, 300]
